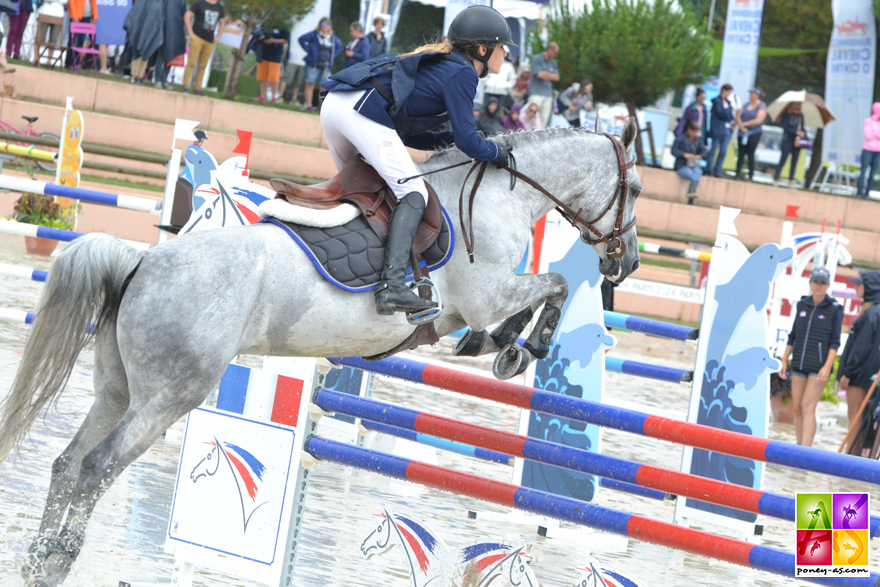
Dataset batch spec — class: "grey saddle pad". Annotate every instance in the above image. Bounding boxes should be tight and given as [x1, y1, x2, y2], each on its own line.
[259, 206, 454, 293]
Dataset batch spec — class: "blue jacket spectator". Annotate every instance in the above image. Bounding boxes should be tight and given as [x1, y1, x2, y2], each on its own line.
[706, 84, 735, 177]
[342, 22, 370, 69]
[671, 122, 709, 199]
[298, 25, 343, 69]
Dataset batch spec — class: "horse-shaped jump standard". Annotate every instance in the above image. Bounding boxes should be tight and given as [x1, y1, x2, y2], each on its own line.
[360, 507, 537, 587]
[0, 121, 640, 586]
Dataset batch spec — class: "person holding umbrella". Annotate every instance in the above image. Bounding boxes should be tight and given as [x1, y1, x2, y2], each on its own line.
[773, 102, 806, 187]
[767, 90, 837, 185]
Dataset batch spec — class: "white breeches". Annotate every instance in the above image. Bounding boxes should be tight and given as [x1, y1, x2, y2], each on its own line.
[320, 90, 429, 204]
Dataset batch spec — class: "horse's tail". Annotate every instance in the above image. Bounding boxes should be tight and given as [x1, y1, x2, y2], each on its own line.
[0, 233, 145, 463]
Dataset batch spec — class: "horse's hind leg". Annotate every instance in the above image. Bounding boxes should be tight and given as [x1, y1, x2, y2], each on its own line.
[24, 327, 130, 583]
[36, 364, 225, 586]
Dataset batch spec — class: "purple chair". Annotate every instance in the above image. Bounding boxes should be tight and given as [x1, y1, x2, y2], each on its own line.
[69, 22, 100, 73]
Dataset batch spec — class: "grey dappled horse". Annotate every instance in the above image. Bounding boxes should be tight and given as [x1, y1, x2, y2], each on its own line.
[0, 121, 640, 586]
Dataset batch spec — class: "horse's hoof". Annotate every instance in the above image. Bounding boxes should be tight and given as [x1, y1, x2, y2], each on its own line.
[493, 344, 532, 380]
[453, 329, 488, 357]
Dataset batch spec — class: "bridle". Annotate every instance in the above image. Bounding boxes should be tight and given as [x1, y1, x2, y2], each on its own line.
[457, 132, 637, 263]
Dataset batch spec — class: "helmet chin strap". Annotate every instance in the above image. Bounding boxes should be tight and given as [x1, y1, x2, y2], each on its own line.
[464, 42, 496, 79]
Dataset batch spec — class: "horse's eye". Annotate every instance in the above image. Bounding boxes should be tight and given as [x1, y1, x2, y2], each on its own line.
[207, 453, 211, 460]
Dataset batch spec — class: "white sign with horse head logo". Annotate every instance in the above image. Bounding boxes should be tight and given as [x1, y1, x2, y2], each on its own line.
[166, 408, 297, 573]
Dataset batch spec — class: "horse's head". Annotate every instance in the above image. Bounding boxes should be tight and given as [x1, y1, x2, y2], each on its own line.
[190, 439, 222, 483]
[577, 117, 641, 283]
[361, 509, 395, 559]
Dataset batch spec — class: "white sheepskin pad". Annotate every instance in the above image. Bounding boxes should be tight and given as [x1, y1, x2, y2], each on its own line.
[258, 198, 361, 228]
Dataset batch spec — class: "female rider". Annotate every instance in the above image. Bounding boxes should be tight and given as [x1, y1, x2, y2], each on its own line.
[319, 5, 514, 316]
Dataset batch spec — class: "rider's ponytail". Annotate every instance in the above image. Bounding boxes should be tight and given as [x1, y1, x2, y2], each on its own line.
[400, 40, 453, 57]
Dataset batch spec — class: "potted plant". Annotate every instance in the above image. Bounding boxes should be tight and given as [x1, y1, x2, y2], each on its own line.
[769, 369, 794, 424]
[11, 193, 76, 256]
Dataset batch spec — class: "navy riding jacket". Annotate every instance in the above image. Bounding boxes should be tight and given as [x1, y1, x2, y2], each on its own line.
[786, 294, 842, 375]
[321, 51, 500, 162]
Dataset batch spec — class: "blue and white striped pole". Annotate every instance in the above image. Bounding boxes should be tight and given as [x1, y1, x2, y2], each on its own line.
[605, 356, 693, 384]
[0, 176, 162, 214]
[0, 219, 151, 251]
[0, 262, 47, 282]
[603, 311, 699, 341]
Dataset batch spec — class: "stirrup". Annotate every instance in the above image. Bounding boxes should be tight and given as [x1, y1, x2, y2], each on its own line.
[406, 278, 442, 326]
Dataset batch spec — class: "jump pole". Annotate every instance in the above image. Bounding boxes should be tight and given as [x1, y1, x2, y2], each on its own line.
[315, 388, 880, 537]
[330, 355, 880, 484]
[361, 418, 670, 502]
[603, 310, 698, 341]
[0, 219, 151, 251]
[604, 356, 692, 384]
[638, 241, 712, 262]
[306, 437, 878, 586]
[0, 175, 162, 214]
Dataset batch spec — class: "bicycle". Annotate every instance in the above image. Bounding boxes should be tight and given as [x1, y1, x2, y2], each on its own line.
[0, 115, 60, 172]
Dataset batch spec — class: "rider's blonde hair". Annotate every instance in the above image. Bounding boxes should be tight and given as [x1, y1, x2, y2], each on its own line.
[400, 42, 453, 57]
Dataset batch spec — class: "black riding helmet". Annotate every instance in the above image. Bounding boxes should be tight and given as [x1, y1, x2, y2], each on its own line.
[447, 5, 516, 79]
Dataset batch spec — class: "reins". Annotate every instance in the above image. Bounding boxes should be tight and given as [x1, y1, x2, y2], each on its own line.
[458, 132, 637, 263]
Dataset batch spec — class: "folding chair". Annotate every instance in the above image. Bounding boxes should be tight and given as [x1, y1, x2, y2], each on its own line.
[69, 21, 101, 73]
[33, 14, 66, 68]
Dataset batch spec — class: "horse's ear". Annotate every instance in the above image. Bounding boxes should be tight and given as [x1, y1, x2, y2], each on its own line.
[593, 114, 604, 134]
[620, 117, 638, 152]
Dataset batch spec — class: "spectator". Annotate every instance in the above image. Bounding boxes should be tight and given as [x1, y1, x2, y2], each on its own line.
[501, 103, 526, 132]
[671, 121, 708, 201]
[6, 0, 32, 61]
[706, 83, 734, 178]
[527, 42, 559, 127]
[255, 24, 289, 102]
[182, 0, 226, 95]
[674, 88, 707, 138]
[837, 271, 880, 453]
[857, 103, 880, 199]
[152, 0, 187, 88]
[479, 98, 505, 136]
[777, 267, 842, 447]
[124, 0, 162, 84]
[67, 0, 99, 70]
[773, 102, 806, 187]
[365, 16, 387, 58]
[521, 102, 543, 131]
[734, 87, 767, 181]
[558, 79, 593, 128]
[482, 45, 515, 110]
[342, 21, 369, 69]
[299, 17, 343, 112]
[512, 67, 530, 103]
[280, 48, 305, 105]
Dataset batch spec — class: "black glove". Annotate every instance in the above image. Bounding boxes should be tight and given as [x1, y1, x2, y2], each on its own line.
[494, 145, 511, 169]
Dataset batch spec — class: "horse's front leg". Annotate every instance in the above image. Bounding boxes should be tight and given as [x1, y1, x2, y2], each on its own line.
[455, 272, 568, 380]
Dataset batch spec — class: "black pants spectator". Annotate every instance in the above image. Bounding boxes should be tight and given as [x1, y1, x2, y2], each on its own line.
[774, 134, 801, 182]
[735, 133, 761, 180]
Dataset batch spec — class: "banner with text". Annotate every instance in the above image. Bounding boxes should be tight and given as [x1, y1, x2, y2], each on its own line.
[718, 0, 765, 108]
[822, 0, 876, 166]
[95, 0, 131, 46]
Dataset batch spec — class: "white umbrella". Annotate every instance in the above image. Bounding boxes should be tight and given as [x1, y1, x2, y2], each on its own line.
[767, 90, 836, 128]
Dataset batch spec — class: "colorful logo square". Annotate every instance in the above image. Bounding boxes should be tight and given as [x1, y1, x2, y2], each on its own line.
[832, 493, 869, 529]
[833, 530, 868, 566]
[796, 493, 833, 530]
[797, 530, 832, 566]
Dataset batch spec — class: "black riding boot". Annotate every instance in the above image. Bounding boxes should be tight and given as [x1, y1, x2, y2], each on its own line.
[375, 192, 439, 316]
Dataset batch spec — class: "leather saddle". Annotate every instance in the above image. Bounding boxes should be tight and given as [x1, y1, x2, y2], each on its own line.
[270, 157, 443, 256]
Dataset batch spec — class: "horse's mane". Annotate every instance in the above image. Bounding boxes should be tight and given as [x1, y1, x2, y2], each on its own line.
[422, 126, 607, 169]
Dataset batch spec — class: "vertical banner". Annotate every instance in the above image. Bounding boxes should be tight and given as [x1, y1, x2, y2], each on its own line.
[675, 207, 791, 536]
[718, 0, 765, 109]
[95, 0, 132, 45]
[517, 213, 613, 502]
[822, 0, 876, 165]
